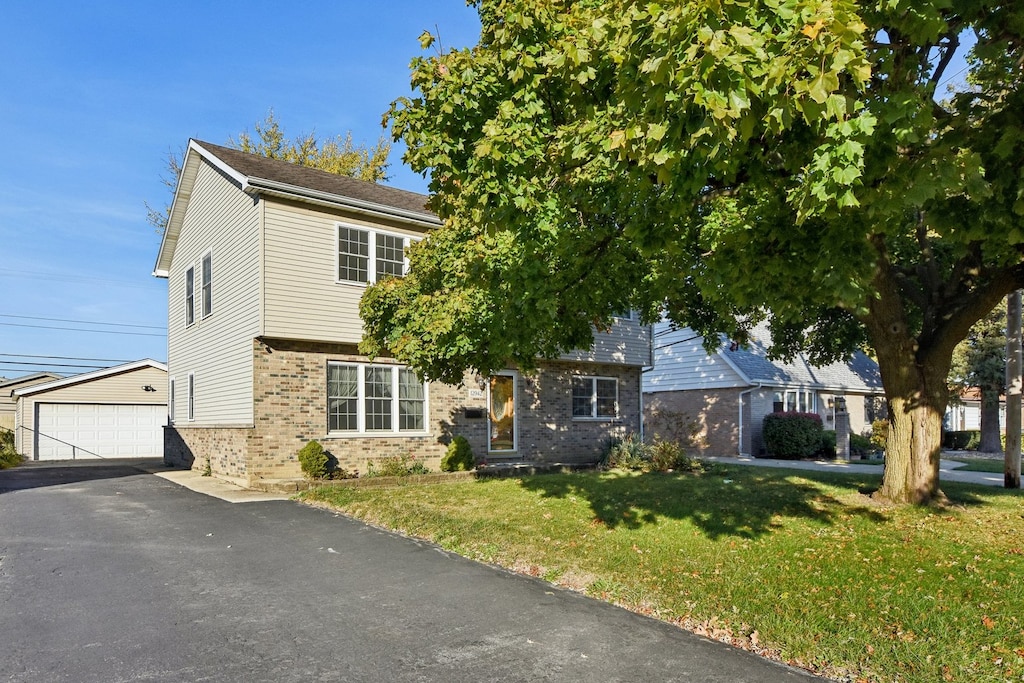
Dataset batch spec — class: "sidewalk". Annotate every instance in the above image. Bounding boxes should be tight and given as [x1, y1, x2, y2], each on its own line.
[699, 455, 1020, 488]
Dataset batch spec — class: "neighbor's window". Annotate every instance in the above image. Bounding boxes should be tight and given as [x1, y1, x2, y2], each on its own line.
[337, 224, 417, 284]
[185, 266, 195, 327]
[571, 376, 618, 419]
[201, 251, 213, 318]
[327, 362, 427, 434]
[772, 390, 815, 413]
[169, 377, 176, 423]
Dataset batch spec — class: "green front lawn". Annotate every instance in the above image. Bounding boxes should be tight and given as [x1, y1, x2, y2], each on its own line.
[948, 457, 1019, 474]
[302, 466, 1024, 682]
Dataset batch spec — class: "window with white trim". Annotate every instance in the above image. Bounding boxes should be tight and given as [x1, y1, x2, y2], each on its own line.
[772, 389, 815, 413]
[185, 266, 195, 327]
[337, 224, 416, 284]
[187, 372, 195, 421]
[169, 377, 176, 423]
[572, 376, 618, 419]
[201, 251, 213, 318]
[327, 362, 427, 434]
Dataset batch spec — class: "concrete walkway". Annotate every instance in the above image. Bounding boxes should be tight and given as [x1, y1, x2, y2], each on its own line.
[699, 454, 1021, 488]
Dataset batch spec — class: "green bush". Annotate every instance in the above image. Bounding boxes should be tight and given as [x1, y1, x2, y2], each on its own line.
[870, 420, 889, 451]
[0, 429, 22, 469]
[943, 430, 979, 450]
[650, 440, 684, 471]
[850, 432, 878, 457]
[761, 412, 824, 459]
[365, 452, 430, 478]
[298, 440, 329, 479]
[817, 430, 837, 458]
[441, 435, 475, 472]
[601, 434, 651, 470]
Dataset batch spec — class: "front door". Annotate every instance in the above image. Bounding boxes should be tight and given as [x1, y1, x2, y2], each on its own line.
[488, 373, 517, 453]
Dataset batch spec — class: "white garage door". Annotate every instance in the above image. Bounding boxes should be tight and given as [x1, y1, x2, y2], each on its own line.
[35, 404, 165, 460]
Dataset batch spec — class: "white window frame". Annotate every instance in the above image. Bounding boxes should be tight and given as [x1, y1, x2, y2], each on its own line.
[572, 375, 619, 420]
[169, 377, 176, 423]
[335, 223, 417, 286]
[187, 372, 195, 422]
[201, 250, 213, 319]
[326, 361, 429, 436]
[773, 389, 816, 413]
[184, 266, 195, 327]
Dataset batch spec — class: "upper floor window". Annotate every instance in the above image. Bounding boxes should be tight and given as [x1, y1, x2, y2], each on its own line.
[201, 251, 213, 318]
[572, 376, 618, 419]
[337, 224, 416, 285]
[185, 266, 195, 327]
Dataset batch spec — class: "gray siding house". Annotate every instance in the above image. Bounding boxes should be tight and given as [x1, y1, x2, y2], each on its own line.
[644, 322, 883, 456]
[154, 140, 651, 486]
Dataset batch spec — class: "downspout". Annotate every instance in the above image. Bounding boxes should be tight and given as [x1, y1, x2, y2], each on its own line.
[737, 384, 764, 456]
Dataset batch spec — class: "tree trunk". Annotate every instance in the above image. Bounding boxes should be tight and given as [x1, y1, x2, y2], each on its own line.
[979, 387, 1003, 453]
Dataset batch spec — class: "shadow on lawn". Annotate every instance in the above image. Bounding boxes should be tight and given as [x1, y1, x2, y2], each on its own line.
[516, 467, 889, 540]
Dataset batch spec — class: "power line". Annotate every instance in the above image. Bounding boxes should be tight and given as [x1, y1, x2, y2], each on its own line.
[0, 360, 111, 369]
[0, 313, 165, 330]
[0, 322, 165, 337]
[0, 353, 134, 363]
[0, 268, 161, 288]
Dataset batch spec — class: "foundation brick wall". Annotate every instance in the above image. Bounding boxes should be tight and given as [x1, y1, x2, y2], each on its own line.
[167, 337, 643, 484]
[644, 389, 741, 456]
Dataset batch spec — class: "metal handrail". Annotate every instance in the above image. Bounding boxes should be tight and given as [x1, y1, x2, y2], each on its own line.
[14, 424, 103, 460]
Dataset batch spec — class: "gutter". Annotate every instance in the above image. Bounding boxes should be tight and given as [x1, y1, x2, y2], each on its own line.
[244, 177, 442, 230]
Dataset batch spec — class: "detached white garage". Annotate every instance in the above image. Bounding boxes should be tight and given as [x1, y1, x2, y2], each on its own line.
[13, 359, 167, 461]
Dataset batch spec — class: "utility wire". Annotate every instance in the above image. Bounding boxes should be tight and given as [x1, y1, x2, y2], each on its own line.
[0, 313, 165, 330]
[0, 322, 165, 337]
[0, 353, 134, 363]
[0, 360, 111, 369]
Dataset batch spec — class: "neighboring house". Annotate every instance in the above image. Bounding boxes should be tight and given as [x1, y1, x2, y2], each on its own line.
[0, 373, 61, 431]
[13, 360, 167, 460]
[944, 388, 1023, 433]
[153, 140, 651, 486]
[644, 323, 884, 456]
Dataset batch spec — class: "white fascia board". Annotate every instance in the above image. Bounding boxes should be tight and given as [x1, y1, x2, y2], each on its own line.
[14, 359, 168, 397]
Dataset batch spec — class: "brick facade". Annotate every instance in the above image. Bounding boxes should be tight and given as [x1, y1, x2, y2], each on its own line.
[164, 337, 642, 485]
[645, 389, 741, 456]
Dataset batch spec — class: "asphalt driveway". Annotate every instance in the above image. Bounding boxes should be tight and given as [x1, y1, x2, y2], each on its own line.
[0, 460, 821, 682]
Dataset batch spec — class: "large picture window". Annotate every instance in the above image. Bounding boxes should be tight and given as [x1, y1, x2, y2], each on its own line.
[572, 376, 618, 419]
[337, 224, 416, 284]
[772, 390, 815, 413]
[327, 362, 427, 434]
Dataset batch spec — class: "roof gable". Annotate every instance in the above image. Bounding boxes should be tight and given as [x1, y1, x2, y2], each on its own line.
[1, 372, 62, 396]
[13, 360, 167, 397]
[153, 139, 440, 277]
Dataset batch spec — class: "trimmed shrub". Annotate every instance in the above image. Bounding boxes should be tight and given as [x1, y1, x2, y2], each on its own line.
[762, 412, 824, 459]
[850, 432, 878, 458]
[298, 440, 329, 480]
[817, 430, 837, 459]
[649, 440, 686, 471]
[943, 430, 979, 450]
[441, 435, 474, 472]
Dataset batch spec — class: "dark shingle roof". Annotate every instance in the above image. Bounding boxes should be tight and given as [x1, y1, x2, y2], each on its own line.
[723, 323, 883, 392]
[194, 140, 435, 220]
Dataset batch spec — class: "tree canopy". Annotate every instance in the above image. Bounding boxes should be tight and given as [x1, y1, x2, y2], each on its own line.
[147, 111, 390, 233]
[365, 0, 1024, 503]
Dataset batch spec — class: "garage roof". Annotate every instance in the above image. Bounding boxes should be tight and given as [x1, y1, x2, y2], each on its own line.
[13, 359, 167, 398]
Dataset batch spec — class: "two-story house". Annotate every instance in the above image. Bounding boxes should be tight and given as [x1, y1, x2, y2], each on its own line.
[154, 140, 651, 486]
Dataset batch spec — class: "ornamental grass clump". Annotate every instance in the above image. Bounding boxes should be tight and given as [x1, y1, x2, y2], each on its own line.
[761, 412, 823, 459]
[365, 452, 430, 478]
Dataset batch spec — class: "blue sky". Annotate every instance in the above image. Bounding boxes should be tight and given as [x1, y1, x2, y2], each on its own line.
[0, 1, 480, 378]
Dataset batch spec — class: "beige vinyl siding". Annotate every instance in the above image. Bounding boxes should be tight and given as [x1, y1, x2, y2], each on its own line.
[167, 160, 260, 425]
[561, 317, 653, 368]
[15, 366, 167, 460]
[0, 398, 14, 430]
[643, 324, 746, 393]
[262, 198, 428, 343]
